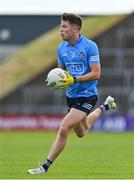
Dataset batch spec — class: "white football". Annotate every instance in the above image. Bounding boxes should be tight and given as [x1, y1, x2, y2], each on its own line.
[47, 68, 67, 89]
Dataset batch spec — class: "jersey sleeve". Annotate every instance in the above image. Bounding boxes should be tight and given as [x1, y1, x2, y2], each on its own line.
[88, 41, 100, 64]
[57, 47, 64, 65]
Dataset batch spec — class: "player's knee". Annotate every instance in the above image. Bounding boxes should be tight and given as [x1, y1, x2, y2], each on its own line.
[76, 132, 85, 138]
[76, 129, 89, 138]
[58, 126, 68, 137]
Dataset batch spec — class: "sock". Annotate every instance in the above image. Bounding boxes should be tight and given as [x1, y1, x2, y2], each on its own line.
[42, 159, 52, 172]
[99, 104, 109, 113]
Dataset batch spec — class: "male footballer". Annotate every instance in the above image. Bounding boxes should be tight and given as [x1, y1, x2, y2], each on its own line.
[27, 13, 116, 175]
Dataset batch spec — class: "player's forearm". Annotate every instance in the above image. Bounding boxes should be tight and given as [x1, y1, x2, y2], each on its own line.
[77, 71, 100, 82]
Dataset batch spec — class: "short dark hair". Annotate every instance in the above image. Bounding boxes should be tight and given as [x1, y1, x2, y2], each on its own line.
[61, 13, 82, 30]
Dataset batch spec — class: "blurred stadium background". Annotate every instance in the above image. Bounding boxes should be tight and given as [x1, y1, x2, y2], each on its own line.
[0, 0, 134, 131]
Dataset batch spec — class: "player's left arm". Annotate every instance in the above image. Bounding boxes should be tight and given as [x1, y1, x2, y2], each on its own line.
[77, 63, 101, 82]
[58, 63, 101, 84]
[78, 41, 101, 82]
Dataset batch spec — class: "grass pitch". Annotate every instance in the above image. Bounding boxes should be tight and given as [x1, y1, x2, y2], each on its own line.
[0, 131, 134, 179]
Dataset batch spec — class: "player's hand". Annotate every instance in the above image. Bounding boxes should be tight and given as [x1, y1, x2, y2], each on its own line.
[58, 70, 77, 89]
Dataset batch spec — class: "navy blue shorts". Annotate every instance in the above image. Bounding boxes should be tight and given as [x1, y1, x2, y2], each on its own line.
[67, 95, 98, 115]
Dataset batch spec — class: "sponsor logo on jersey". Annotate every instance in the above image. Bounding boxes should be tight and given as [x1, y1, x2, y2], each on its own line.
[65, 62, 84, 74]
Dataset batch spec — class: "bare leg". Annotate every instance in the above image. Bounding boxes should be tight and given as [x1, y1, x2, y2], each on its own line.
[76, 95, 116, 134]
[47, 126, 71, 162]
[86, 108, 102, 129]
[74, 120, 87, 137]
[47, 108, 86, 162]
[27, 108, 102, 175]
[27, 96, 116, 175]
[74, 108, 102, 137]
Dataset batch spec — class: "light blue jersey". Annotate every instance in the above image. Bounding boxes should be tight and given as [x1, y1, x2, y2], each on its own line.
[57, 35, 100, 98]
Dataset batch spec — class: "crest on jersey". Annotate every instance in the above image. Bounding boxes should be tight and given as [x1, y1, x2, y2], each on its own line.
[79, 51, 85, 59]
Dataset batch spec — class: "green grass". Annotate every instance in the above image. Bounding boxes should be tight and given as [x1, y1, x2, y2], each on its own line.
[0, 131, 134, 179]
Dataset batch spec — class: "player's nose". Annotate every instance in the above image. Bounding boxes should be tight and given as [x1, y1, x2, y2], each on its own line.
[60, 26, 64, 33]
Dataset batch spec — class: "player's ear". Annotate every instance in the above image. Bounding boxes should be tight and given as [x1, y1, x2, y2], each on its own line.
[73, 24, 80, 31]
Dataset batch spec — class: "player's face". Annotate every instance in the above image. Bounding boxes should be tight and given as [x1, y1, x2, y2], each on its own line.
[60, 20, 78, 41]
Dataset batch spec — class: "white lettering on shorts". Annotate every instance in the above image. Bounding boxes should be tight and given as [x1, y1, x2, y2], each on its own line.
[82, 103, 93, 110]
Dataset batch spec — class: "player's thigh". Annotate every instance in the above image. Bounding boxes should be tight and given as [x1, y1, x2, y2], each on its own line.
[61, 108, 87, 129]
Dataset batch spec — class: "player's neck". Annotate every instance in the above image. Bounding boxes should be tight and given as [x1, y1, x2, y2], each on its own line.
[68, 34, 80, 45]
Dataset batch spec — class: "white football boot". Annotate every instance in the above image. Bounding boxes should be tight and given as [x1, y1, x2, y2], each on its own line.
[27, 166, 46, 175]
[104, 95, 116, 109]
